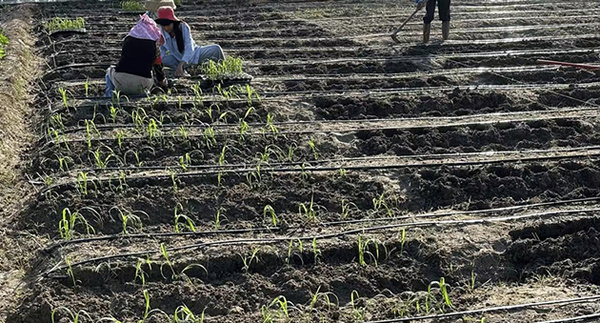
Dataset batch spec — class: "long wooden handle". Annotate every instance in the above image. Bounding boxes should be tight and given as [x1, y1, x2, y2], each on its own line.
[391, 7, 422, 36]
[537, 59, 600, 70]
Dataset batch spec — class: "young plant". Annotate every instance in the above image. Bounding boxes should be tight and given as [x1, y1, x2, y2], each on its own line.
[263, 205, 278, 227]
[121, 0, 144, 11]
[174, 305, 205, 323]
[58, 87, 69, 108]
[312, 237, 321, 264]
[179, 153, 191, 171]
[77, 171, 89, 196]
[308, 140, 318, 160]
[65, 256, 77, 287]
[159, 243, 176, 279]
[44, 17, 85, 33]
[58, 208, 95, 240]
[298, 195, 318, 224]
[51, 307, 93, 323]
[241, 247, 260, 272]
[174, 203, 196, 233]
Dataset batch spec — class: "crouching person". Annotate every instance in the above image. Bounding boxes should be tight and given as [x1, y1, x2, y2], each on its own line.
[105, 14, 167, 97]
[155, 6, 225, 77]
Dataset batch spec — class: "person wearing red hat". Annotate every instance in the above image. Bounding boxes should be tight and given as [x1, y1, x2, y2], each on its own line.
[155, 6, 225, 77]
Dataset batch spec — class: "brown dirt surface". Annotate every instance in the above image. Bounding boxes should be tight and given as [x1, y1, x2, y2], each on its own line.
[4, 0, 600, 322]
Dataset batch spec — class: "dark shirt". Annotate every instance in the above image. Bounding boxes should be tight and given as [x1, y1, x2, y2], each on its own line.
[115, 36, 165, 82]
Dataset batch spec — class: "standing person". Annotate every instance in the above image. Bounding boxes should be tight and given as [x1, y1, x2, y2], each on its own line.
[155, 6, 225, 77]
[415, 0, 450, 43]
[105, 14, 167, 97]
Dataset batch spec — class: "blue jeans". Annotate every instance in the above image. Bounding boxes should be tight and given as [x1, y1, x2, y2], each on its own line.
[105, 68, 115, 97]
[162, 44, 225, 69]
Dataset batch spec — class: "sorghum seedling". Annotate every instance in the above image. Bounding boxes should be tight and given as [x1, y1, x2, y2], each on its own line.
[241, 247, 260, 272]
[263, 205, 278, 227]
[174, 203, 196, 233]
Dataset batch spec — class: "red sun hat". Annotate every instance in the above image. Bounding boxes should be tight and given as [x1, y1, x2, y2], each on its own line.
[155, 6, 180, 25]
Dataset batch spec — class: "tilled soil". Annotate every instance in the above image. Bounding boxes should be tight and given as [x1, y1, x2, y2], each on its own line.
[6, 0, 600, 322]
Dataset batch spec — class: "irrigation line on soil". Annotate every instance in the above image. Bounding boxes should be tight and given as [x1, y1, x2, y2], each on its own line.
[443, 57, 600, 109]
[42, 196, 600, 252]
[45, 107, 600, 148]
[535, 313, 600, 323]
[45, 22, 600, 43]
[364, 296, 600, 323]
[58, 144, 600, 174]
[54, 105, 600, 140]
[40, 151, 600, 195]
[41, 207, 600, 277]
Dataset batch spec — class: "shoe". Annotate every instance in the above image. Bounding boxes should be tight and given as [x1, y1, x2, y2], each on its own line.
[442, 21, 450, 41]
[423, 23, 431, 43]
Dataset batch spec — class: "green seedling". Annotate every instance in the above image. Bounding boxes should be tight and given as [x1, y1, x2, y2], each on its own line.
[84, 77, 90, 97]
[312, 237, 321, 264]
[178, 126, 189, 142]
[350, 291, 366, 321]
[214, 208, 224, 230]
[174, 305, 205, 323]
[44, 17, 85, 33]
[51, 306, 92, 323]
[373, 192, 392, 217]
[179, 153, 191, 171]
[58, 208, 95, 240]
[400, 228, 407, 256]
[159, 243, 176, 279]
[58, 87, 69, 108]
[134, 257, 152, 286]
[170, 171, 178, 191]
[49, 113, 65, 132]
[341, 199, 357, 219]
[65, 256, 77, 287]
[200, 57, 244, 80]
[261, 296, 291, 322]
[91, 148, 113, 169]
[298, 195, 318, 223]
[357, 235, 385, 267]
[116, 130, 125, 149]
[308, 140, 318, 160]
[203, 126, 216, 149]
[265, 113, 277, 134]
[241, 247, 260, 272]
[77, 171, 89, 196]
[121, 0, 144, 11]
[174, 203, 196, 233]
[109, 105, 119, 123]
[263, 205, 278, 227]
[147, 118, 160, 142]
[57, 156, 72, 172]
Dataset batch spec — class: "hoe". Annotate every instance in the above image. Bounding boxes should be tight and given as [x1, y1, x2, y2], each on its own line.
[537, 59, 600, 71]
[391, 6, 423, 44]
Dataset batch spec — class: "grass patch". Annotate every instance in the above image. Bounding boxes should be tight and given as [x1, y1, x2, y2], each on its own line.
[121, 1, 144, 11]
[44, 17, 85, 33]
[0, 29, 8, 59]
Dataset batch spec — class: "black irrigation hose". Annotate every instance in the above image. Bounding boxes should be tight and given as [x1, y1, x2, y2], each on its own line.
[41, 207, 600, 277]
[536, 313, 600, 323]
[43, 109, 600, 149]
[364, 296, 600, 323]
[43, 227, 282, 253]
[41, 196, 600, 253]
[39, 151, 600, 195]
[63, 145, 600, 173]
[56, 103, 598, 135]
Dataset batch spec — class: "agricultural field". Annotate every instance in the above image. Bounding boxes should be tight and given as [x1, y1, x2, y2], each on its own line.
[1, 0, 600, 322]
